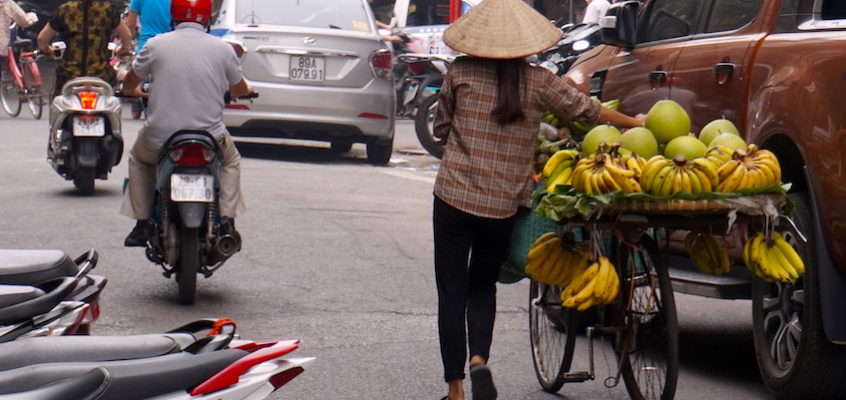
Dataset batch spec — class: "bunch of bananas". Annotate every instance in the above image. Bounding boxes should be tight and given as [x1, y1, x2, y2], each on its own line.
[542, 149, 580, 193]
[619, 152, 647, 181]
[571, 153, 642, 194]
[716, 145, 782, 192]
[525, 232, 589, 287]
[560, 256, 620, 311]
[640, 155, 720, 196]
[743, 231, 805, 282]
[684, 232, 732, 275]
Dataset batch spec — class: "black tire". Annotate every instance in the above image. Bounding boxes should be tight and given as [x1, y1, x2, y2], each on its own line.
[529, 281, 578, 393]
[616, 235, 679, 400]
[73, 167, 95, 196]
[0, 63, 21, 117]
[23, 66, 42, 119]
[177, 227, 199, 305]
[414, 94, 444, 159]
[330, 141, 353, 153]
[366, 135, 393, 166]
[752, 193, 846, 399]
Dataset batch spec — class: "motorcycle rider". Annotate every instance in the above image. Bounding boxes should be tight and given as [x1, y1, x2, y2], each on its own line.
[36, 0, 133, 96]
[120, 0, 250, 247]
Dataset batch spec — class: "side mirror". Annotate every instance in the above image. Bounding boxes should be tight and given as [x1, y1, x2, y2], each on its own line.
[600, 1, 640, 49]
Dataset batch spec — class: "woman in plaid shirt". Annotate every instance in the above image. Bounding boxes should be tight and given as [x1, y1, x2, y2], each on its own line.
[432, 1, 644, 399]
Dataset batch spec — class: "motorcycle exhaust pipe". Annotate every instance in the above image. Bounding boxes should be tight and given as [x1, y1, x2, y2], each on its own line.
[214, 233, 241, 259]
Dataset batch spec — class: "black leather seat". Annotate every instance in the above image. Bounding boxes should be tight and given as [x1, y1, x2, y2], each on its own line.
[0, 250, 78, 285]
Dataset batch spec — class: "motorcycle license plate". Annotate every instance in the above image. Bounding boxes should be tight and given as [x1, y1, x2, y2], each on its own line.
[170, 174, 214, 202]
[72, 116, 105, 137]
[290, 55, 325, 82]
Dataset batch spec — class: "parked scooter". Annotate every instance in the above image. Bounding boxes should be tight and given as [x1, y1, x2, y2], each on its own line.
[0, 249, 105, 342]
[0, 318, 314, 399]
[411, 53, 453, 160]
[141, 93, 256, 305]
[48, 72, 124, 195]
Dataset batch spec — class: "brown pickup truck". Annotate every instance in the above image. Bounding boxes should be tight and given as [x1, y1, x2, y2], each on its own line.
[564, 0, 846, 398]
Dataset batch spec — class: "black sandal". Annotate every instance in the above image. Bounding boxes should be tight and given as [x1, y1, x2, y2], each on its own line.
[470, 365, 498, 400]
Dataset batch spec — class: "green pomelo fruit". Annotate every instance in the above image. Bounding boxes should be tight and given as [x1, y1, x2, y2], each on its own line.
[645, 100, 691, 144]
[709, 132, 747, 151]
[581, 125, 621, 155]
[664, 135, 708, 160]
[619, 127, 659, 158]
[699, 118, 740, 146]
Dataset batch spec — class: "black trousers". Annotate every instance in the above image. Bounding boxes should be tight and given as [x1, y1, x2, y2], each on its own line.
[433, 195, 515, 382]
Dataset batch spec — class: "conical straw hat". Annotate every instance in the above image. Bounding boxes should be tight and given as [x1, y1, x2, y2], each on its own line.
[443, 0, 562, 59]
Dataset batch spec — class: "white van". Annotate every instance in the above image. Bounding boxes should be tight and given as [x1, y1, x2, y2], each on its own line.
[389, 0, 482, 55]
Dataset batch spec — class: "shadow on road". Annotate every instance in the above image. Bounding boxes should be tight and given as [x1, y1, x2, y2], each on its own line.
[233, 140, 369, 166]
[678, 326, 762, 385]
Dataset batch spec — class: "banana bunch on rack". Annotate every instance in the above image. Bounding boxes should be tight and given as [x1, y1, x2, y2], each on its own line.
[525, 232, 589, 287]
[743, 231, 805, 283]
[542, 149, 580, 194]
[717, 145, 782, 192]
[684, 232, 732, 275]
[560, 256, 620, 311]
[640, 154, 720, 195]
[571, 153, 642, 194]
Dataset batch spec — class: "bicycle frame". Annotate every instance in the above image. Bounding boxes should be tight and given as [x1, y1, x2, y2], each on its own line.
[5, 47, 42, 95]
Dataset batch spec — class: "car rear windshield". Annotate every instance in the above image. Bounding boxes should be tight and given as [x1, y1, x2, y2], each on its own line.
[235, 0, 373, 31]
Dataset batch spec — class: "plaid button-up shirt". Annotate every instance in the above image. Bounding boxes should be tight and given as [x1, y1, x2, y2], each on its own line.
[433, 57, 600, 219]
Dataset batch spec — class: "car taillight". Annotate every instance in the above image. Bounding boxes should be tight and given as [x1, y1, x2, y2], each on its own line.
[78, 92, 97, 109]
[169, 143, 215, 167]
[268, 367, 304, 391]
[370, 49, 392, 80]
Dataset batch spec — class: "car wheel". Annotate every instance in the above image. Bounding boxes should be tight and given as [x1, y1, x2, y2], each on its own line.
[366, 136, 393, 166]
[330, 141, 353, 153]
[752, 193, 846, 399]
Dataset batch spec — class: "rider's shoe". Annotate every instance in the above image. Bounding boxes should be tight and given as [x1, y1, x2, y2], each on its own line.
[124, 220, 152, 247]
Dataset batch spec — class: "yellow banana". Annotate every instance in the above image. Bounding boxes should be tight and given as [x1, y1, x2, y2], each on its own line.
[543, 149, 578, 177]
[641, 157, 671, 191]
[754, 157, 782, 183]
[658, 168, 677, 197]
[533, 232, 559, 248]
[563, 274, 598, 309]
[769, 243, 800, 281]
[690, 158, 719, 185]
[537, 246, 567, 284]
[755, 163, 777, 187]
[717, 163, 746, 192]
[677, 168, 692, 193]
[772, 232, 805, 275]
[527, 236, 561, 262]
[546, 167, 574, 193]
[600, 169, 622, 192]
[562, 261, 600, 299]
[717, 159, 741, 182]
[598, 257, 619, 303]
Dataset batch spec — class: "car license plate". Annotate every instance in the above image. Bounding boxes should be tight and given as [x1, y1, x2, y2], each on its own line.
[290, 55, 325, 82]
[72, 116, 105, 137]
[170, 174, 214, 202]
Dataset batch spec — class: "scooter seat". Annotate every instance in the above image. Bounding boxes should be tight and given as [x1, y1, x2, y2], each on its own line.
[0, 250, 77, 285]
[0, 367, 107, 400]
[0, 333, 199, 372]
[0, 349, 248, 398]
[0, 285, 45, 309]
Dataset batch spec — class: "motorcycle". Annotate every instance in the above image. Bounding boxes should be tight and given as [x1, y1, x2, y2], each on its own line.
[48, 71, 125, 195]
[410, 53, 453, 160]
[0, 318, 314, 399]
[141, 93, 256, 305]
[0, 249, 105, 342]
[109, 42, 145, 120]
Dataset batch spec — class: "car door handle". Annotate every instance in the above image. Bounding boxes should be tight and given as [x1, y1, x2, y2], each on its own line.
[648, 71, 668, 90]
[713, 62, 735, 85]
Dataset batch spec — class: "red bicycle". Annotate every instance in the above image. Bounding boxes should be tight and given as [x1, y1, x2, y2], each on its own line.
[1, 25, 45, 119]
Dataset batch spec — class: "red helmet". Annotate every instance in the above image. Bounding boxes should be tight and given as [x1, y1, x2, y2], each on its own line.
[171, 0, 213, 25]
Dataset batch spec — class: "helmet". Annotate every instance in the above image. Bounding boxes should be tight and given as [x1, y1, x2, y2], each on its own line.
[171, 0, 213, 26]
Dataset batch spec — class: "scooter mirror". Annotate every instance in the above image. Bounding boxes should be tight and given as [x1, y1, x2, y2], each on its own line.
[50, 41, 67, 60]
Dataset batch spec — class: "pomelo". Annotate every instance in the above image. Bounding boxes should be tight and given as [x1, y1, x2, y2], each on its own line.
[709, 132, 747, 151]
[581, 125, 621, 155]
[645, 100, 691, 144]
[699, 118, 740, 146]
[664, 135, 708, 161]
[619, 127, 659, 158]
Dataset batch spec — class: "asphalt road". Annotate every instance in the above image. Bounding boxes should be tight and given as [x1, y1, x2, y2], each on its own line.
[0, 108, 773, 399]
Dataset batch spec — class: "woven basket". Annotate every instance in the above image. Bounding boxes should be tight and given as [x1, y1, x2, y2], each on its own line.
[500, 207, 582, 283]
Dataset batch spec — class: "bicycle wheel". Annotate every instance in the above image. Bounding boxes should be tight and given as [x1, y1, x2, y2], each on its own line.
[529, 280, 578, 393]
[615, 235, 679, 400]
[0, 62, 21, 117]
[23, 66, 43, 119]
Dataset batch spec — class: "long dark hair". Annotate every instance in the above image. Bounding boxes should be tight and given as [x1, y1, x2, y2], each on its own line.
[492, 58, 525, 125]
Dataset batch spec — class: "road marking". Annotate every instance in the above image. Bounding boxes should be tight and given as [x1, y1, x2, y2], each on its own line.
[379, 169, 436, 184]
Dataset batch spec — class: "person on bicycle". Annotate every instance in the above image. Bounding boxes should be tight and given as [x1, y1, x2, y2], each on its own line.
[119, 0, 251, 247]
[36, 0, 133, 96]
[124, 0, 171, 53]
[431, 0, 644, 399]
[0, 0, 38, 65]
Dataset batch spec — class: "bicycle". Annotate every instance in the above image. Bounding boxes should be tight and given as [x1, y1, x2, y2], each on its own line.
[1, 25, 45, 119]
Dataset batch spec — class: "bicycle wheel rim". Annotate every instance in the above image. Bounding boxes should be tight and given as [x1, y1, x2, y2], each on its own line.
[529, 281, 577, 393]
[23, 68, 43, 119]
[0, 66, 21, 117]
[617, 237, 679, 400]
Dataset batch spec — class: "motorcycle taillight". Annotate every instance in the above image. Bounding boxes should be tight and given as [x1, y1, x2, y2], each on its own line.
[78, 91, 98, 110]
[169, 142, 215, 167]
[269, 367, 305, 391]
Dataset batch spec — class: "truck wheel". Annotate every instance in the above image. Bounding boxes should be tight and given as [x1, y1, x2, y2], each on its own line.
[752, 193, 846, 398]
